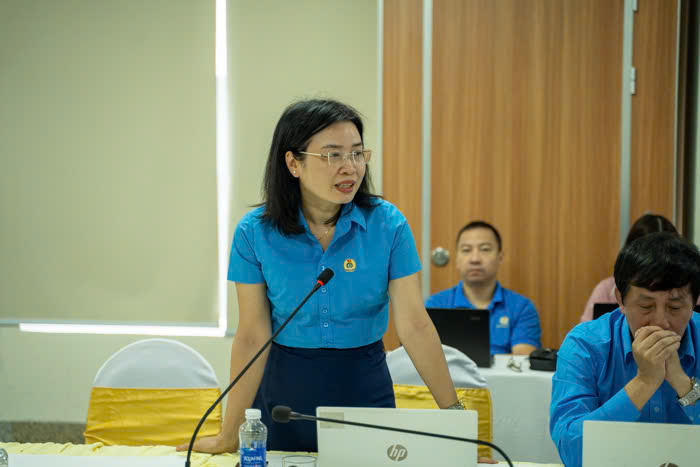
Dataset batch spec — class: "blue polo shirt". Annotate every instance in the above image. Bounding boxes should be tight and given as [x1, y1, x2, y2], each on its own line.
[425, 281, 541, 354]
[550, 310, 700, 467]
[228, 199, 421, 349]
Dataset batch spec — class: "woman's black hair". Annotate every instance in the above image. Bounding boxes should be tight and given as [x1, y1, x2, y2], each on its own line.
[259, 98, 379, 235]
[614, 232, 700, 304]
[624, 213, 678, 248]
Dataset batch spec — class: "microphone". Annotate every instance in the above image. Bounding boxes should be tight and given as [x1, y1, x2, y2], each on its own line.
[184, 269, 334, 467]
[271, 405, 514, 467]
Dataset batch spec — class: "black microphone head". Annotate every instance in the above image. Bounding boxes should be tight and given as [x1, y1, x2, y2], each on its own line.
[317, 268, 334, 285]
[271, 405, 292, 423]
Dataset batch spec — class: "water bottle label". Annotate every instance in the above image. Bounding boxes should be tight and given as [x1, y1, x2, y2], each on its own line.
[240, 445, 266, 467]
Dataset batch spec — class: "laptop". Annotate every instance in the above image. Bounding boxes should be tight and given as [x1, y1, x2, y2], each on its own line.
[316, 406, 478, 467]
[426, 307, 491, 367]
[582, 420, 699, 467]
[593, 303, 618, 320]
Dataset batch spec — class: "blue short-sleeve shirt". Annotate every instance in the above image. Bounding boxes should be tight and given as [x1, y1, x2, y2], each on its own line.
[425, 281, 542, 354]
[228, 199, 421, 348]
[550, 310, 700, 467]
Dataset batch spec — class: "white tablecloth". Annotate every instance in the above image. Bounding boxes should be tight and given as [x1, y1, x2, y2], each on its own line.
[0, 442, 561, 466]
[481, 355, 562, 464]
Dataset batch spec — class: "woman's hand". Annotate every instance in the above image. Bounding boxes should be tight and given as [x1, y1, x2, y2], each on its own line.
[175, 434, 237, 454]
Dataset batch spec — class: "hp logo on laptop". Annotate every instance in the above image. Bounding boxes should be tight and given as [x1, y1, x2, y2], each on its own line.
[387, 444, 408, 461]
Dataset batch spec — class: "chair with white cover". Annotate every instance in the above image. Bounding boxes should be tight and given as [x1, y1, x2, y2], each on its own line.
[84, 338, 222, 446]
[387, 344, 487, 388]
[386, 345, 493, 458]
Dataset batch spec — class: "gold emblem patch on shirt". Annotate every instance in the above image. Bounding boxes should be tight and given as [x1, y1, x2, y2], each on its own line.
[344, 258, 356, 272]
[498, 316, 509, 328]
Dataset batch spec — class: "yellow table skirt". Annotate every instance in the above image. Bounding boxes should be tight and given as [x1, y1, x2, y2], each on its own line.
[84, 387, 222, 447]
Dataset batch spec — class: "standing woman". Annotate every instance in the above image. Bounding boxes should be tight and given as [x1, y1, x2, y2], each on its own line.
[179, 99, 460, 453]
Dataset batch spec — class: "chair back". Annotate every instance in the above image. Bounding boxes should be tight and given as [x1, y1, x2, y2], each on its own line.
[93, 338, 219, 388]
[387, 344, 487, 388]
[84, 338, 222, 446]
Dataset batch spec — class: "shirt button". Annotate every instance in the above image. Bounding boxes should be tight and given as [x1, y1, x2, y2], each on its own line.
[654, 406, 660, 413]
[323, 322, 329, 327]
[321, 287, 326, 293]
[322, 308, 328, 313]
[321, 266, 325, 270]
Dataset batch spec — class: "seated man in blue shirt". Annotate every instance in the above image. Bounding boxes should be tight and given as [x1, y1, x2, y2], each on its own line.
[425, 220, 541, 355]
[550, 232, 700, 467]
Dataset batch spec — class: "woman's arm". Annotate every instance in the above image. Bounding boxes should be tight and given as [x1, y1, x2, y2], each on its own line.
[580, 277, 615, 322]
[177, 281, 272, 453]
[389, 272, 459, 408]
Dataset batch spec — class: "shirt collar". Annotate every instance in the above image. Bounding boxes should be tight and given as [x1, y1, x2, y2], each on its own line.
[297, 202, 367, 239]
[622, 315, 697, 366]
[339, 202, 367, 231]
[456, 281, 503, 310]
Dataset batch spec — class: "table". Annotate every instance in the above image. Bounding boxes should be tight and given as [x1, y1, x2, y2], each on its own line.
[0, 442, 563, 466]
[481, 355, 561, 464]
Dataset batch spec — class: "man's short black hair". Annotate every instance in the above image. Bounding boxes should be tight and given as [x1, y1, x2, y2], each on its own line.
[614, 232, 700, 304]
[456, 221, 502, 251]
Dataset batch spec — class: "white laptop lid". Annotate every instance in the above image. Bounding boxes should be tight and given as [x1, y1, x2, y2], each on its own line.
[316, 407, 478, 467]
[583, 420, 699, 467]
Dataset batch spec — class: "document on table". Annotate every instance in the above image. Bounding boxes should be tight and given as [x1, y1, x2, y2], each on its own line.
[10, 454, 185, 467]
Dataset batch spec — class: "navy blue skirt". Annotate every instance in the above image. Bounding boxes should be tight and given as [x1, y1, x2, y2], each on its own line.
[252, 340, 396, 452]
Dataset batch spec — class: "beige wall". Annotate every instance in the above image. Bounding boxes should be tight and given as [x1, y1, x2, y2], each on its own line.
[1, 0, 379, 423]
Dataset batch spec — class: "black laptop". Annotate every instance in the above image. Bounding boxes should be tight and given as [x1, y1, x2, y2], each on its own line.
[593, 303, 619, 320]
[426, 307, 491, 368]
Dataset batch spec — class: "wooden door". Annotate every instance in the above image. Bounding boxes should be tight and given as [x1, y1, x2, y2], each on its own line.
[382, 0, 680, 350]
[429, 0, 624, 349]
[630, 0, 679, 222]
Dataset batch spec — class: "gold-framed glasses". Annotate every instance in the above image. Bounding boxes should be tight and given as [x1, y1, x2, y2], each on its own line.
[298, 149, 372, 167]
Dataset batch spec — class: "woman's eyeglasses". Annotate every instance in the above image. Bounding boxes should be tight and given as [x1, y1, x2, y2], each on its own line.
[298, 149, 372, 167]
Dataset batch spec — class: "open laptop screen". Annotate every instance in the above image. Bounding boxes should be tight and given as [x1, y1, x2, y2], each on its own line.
[426, 307, 491, 367]
[592, 303, 618, 320]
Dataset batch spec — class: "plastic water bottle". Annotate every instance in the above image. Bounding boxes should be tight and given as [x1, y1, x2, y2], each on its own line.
[0, 447, 8, 467]
[239, 408, 267, 467]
